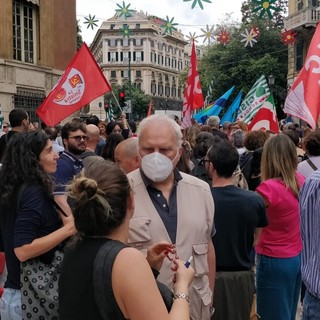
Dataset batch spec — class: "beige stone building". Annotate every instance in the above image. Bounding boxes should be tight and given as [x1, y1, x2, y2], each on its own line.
[284, 0, 319, 86]
[0, 0, 77, 123]
[90, 10, 190, 117]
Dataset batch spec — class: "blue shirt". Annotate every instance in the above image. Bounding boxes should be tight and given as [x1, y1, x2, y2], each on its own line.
[299, 168, 320, 299]
[53, 151, 83, 194]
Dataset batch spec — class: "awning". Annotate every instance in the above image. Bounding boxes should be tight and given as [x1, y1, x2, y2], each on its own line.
[26, 0, 39, 5]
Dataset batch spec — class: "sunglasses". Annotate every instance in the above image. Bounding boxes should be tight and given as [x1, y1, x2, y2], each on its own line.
[3, 126, 8, 128]
[68, 135, 89, 142]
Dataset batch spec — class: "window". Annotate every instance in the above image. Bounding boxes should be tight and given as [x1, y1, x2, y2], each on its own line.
[110, 24, 115, 30]
[110, 39, 116, 47]
[136, 70, 142, 78]
[136, 24, 140, 29]
[150, 40, 154, 48]
[297, 0, 303, 10]
[295, 42, 304, 71]
[109, 52, 118, 62]
[123, 38, 129, 47]
[13, 0, 37, 63]
[13, 90, 45, 123]
[121, 70, 129, 78]
[135, 51, 143, 62]
[151, 82, 156, 94]
[158, 84, 163, 96]
[135, 38, 143, 46]
[110, 71, 117, 78]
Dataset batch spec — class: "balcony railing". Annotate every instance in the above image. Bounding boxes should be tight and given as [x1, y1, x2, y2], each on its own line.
[284, 8, 320, 30]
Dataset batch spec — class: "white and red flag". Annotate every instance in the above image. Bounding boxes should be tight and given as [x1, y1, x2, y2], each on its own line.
[248, 94, 279, 133]
[181, 40, 204, 128]
[284, 23, 320, 128]
[37, 43, 111, 126]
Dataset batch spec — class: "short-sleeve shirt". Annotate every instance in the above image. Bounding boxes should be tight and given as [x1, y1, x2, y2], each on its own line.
[256, 173, 305, 258]
[53, 151, 83, 194]
[211, 185, 267, 271]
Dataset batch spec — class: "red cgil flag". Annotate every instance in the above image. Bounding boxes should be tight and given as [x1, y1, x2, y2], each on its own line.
[37, 43, 111, 126]
[147, 100, 152, 117]
[284, 23, 320, 128]
[181, 40, 204, 128]
[248, 94, 279, 133]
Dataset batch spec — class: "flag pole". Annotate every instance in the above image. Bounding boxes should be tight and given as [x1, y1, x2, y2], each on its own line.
[111, 91, 124, 113]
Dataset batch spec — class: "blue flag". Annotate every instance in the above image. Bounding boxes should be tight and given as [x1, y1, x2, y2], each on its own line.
[194, 86, 235, 124]
[220, 91, 243, 125]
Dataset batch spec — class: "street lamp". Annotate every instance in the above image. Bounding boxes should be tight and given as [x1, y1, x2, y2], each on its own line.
[268, 75, 275, 86]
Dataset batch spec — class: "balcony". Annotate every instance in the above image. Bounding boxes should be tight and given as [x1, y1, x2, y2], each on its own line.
[284, 8, 320, 30]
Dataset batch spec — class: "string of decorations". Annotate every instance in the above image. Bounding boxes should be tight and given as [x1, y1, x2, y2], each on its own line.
[80, 1, 298, 47]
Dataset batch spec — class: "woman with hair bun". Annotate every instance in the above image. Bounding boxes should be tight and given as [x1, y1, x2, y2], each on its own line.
[59, 160, 195, 320]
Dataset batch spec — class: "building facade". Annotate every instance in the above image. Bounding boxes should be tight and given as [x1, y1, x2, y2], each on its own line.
[90, 10, 191, 117]
[0, 0, 77, 124]
[285, 0, 319, 86]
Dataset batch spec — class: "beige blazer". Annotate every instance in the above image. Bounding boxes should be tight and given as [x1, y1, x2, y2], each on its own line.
[128, 169, 215, 320]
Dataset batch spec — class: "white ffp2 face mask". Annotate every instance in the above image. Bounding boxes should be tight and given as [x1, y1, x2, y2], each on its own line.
[141, 152, 178, 182]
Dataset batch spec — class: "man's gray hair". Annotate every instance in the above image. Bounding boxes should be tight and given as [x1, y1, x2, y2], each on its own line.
[207, 116, 220, 128]
[138, 114, 183, 147]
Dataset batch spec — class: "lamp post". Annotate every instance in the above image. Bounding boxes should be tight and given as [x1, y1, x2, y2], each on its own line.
[128, 54, 132, 120]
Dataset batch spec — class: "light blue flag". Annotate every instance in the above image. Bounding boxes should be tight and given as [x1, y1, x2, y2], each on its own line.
[220, 91, 243, 125]
[194, 86, 235, 124]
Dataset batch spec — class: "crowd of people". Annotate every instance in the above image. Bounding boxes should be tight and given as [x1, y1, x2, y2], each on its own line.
[0, 108, 319, 320]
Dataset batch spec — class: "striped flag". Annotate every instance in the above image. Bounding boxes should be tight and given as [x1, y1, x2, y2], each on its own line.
[248, 94, 279, 133]
[108, 101, 114, 121]
[147, 100, 152, 117]
[236, 75, 270, 124]
[205, 79, 214, 106]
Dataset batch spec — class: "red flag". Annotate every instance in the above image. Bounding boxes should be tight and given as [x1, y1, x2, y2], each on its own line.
[182, 40, 204, 128]
[284, 23, 320, 129]
[37, 43, 111, 126]
[248, 94, 279, 133]
[147, 100, 152, 117]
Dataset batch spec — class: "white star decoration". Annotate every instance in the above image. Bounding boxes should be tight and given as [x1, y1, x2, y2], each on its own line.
[240, 28, 258, 47]
[200, 24, 215, 44]
[153, 26, 166, 44]
[186, 32, 199, 44]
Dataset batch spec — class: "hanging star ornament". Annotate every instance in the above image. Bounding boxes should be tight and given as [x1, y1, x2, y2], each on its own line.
[83, 14, 99, 30]
[217, 30, 230, 45]
[186, 32, 199, 44]
[120, 25, 132, 38]
[252, 0, 280, 19]
[115, 1, 134, 19]
[281, 29, 297, 46]
[154, 26, 166, 44]
[183, 0, 212, 10]
[251, 26, 261, 38]
[160, 16, 178, 35]
[200, 24, 215, 44]
[240, 28, 258, 47]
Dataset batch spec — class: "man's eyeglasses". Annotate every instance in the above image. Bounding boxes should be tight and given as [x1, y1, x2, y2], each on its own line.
[68, 135, 89, 142]
[200, 158, 211, 165]
[2, 126, 8, 128]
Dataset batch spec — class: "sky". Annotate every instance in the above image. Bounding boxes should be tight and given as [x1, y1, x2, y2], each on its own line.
[76, 0, 245, 44]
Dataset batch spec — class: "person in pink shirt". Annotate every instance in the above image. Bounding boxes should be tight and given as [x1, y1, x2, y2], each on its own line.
[256, 134, 305, 320]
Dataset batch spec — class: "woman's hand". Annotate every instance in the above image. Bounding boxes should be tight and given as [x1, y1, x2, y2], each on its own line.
[146, 242, 175, 271]
[60, 213, 76, 236]
[172, 259, 195, 293]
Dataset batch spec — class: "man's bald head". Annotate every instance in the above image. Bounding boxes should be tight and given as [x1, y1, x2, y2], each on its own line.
[86, 124, 101, 151]
[114, 137, 140, 173]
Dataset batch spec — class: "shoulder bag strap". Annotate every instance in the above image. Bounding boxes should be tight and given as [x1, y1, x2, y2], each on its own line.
[306, 158, 317, 171]
[93, 240, 128, 320]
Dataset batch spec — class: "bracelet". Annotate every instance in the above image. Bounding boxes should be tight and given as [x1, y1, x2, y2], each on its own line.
[173, 292, 189, 303]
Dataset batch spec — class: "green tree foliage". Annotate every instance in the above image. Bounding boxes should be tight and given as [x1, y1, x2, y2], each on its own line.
[77, 20, 84, 49]
[104, 81, 151, 120]
[241, 0, 288, 29]
[198, 18, 288, 112]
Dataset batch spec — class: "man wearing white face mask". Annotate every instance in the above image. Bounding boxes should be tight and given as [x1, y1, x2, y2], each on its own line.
[128, 114, 216, 320]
